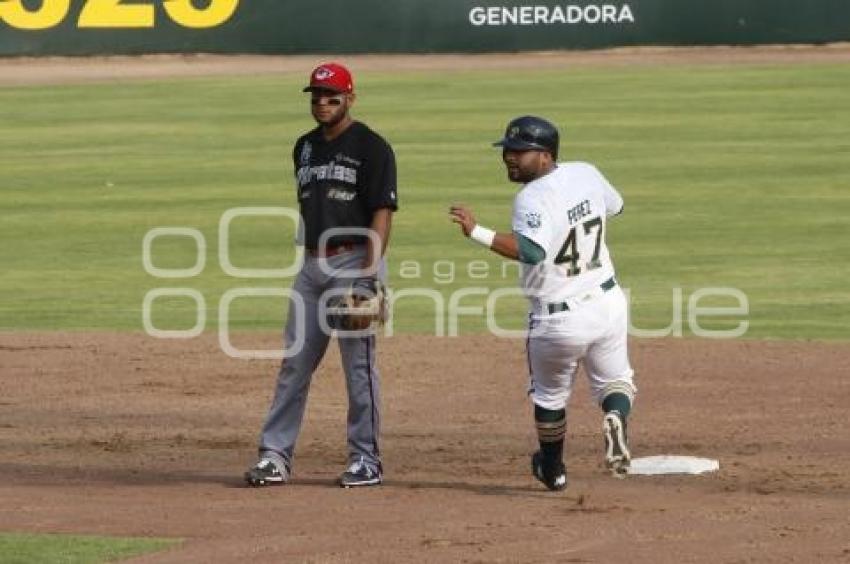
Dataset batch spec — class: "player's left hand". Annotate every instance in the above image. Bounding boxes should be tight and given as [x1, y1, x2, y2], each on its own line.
[339, 280, 387, 331]
[449, 204, 476, 237]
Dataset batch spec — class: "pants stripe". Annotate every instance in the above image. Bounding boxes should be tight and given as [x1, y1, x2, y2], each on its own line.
[525, 314, 535, 396]
[365, 336, 380, 457]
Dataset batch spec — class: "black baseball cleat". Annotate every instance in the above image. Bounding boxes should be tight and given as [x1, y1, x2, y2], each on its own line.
[244, 459, 288, 487]
[603, 411, 631, 478]
[531, 450, 567, 491]
[339, 457, 382, 488]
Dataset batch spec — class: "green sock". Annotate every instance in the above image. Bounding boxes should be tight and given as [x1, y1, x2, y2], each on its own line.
[534, 405, 566, 465]
[602, 392, 631, 419]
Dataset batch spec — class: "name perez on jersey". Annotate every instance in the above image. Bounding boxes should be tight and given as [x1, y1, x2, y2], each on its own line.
[567, 199, 593, 225]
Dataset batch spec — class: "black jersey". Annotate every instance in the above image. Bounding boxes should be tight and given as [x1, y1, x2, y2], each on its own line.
[293, 121, 398, 250]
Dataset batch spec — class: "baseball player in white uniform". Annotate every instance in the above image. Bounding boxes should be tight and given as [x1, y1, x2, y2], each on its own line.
[449, 115, 636, 490]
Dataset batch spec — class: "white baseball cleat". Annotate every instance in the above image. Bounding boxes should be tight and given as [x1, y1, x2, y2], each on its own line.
[603, 412, 631, 478]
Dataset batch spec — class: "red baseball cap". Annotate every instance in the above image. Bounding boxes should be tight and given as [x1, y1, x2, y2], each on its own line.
[302, 62, 354, 94]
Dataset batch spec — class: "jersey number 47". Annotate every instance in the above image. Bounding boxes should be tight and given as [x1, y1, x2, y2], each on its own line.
[554, 217, 603, 276]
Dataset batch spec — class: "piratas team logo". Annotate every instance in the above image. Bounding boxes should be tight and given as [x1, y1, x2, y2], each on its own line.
[314, 67, 335, 80]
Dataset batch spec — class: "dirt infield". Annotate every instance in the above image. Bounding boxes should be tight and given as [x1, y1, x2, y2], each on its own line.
[2, 43, 850, 87]
[1, 332, 848, 562]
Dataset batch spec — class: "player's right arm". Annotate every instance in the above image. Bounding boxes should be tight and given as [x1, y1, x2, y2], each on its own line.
[483, 231, 521, 261]
[449, 204, 546, 264]
[481, 231, 544, 264]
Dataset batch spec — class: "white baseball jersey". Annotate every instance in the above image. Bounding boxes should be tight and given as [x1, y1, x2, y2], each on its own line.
[512, 162, 624, 317]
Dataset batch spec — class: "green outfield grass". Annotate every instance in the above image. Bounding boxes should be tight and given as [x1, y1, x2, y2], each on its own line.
[0, 532, 178, 563]
[1, 63, 848, 339]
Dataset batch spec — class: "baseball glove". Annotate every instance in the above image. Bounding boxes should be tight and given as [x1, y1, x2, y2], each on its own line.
[329, 280, 388, 331]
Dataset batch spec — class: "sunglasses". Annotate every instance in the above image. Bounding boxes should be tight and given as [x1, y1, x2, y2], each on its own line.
[310, 94, 345, 106]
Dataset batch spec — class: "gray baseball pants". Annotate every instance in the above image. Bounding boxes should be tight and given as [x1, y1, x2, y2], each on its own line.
[258, 248, 384, 473]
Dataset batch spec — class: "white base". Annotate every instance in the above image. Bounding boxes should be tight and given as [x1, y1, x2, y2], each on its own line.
[627, 455, 720, 476]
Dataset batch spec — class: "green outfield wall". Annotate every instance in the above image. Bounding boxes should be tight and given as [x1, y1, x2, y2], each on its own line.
[1, 0, 848, 56]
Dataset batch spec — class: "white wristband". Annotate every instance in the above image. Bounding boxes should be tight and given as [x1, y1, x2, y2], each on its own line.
[470, 224, 496, 248]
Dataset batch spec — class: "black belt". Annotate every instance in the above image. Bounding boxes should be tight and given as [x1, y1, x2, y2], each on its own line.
[546, 277, 617, 315]
[306, 242, 361, 258]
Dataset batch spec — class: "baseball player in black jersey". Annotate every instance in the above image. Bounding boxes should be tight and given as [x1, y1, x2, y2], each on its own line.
[245, 63, 398, 488]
